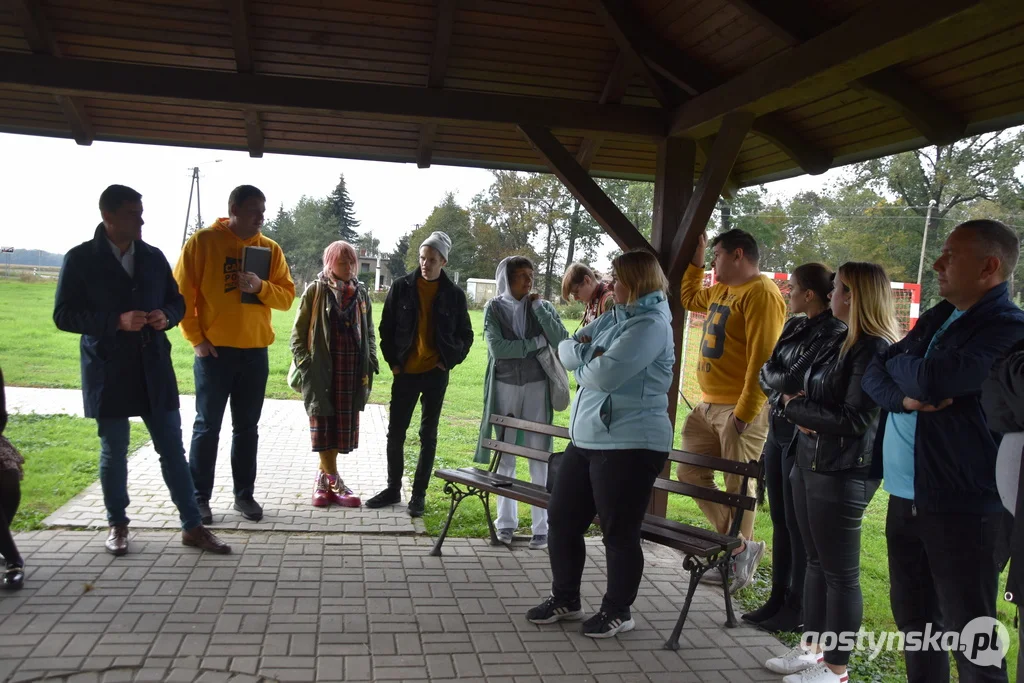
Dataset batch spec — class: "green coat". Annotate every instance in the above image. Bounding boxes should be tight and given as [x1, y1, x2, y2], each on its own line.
[475, 299, 569, 463]
[290, 280, 379, 417]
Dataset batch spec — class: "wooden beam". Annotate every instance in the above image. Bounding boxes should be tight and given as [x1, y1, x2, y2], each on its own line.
[8, 0, 93, 145]
[751, 115, 832, 175]
[576, 52, 632, 171]
[852, 69, 966, 145]
[669, 0, 983, 137]
[720, 0, 967, 146]
[668, 112, 753, 281]
[0, 53, 668, 139]
[417, 0, 458, 168]
[223, 0, 254, 73]
[243, 109, 264, 158]
[697, 138, 739, 200]
[518, 125, 654, 254]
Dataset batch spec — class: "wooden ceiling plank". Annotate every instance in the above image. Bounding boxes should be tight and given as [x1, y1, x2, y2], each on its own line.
[0, 52, 668, 138]
[9, 0, 94, 145]
[419, 0, 458, 168]
[222, 0, 265, 157]
[518, 124, 654, 254]
[576, 51, 631, 171]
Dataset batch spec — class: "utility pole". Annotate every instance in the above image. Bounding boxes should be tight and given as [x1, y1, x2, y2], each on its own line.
[917, 199, 938, 285]
[1, 246, 13, 279]
[181, 160, 222, 248]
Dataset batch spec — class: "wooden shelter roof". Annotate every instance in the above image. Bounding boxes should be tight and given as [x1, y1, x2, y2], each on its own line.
[1, 0, 1023, 188]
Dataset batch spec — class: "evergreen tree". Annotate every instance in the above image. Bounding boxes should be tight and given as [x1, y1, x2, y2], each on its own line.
[323, 174, 360, 243]
[389, 231, 412, 280]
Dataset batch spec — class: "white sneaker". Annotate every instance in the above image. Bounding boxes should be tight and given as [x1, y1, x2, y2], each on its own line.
[765, 645, 823, 674]
[782, 662, 848, 683]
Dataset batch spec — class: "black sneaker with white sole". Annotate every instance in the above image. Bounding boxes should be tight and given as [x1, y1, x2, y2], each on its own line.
[526, 595, 584, 624]
[581, 610, 635, 638]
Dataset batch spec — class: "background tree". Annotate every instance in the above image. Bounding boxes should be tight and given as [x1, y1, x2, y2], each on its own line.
[388, 230, 412, 280]
[405, 193, 477, 282]
[323, 174, 360, 243]
[356, 231, 380, 257]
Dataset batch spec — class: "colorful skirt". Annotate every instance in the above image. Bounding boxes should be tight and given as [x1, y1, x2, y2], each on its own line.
[309, 313, 361, 454]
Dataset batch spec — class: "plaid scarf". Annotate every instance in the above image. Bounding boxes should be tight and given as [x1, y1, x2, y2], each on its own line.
[318, 271, 360, 338]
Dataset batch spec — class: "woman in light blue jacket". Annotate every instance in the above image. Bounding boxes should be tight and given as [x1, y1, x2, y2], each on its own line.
[526, 249, 675, 639]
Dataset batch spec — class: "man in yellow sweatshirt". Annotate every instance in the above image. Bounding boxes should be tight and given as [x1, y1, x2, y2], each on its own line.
[678, 228, 785, 593]
[173, 185, 295, 524]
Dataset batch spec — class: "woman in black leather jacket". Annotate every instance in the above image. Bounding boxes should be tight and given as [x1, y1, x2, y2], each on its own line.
[743, 264, 845, 632]
[765, 262, 901, 683]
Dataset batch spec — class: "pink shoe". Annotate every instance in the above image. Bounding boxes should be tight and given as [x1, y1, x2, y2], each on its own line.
[326, 474, 361, 508]
[312, 472, 331, 508]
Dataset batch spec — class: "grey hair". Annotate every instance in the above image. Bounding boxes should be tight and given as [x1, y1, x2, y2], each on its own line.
[955, 219, 1020, 279]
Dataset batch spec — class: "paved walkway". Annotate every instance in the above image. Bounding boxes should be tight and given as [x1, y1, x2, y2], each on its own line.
[0, 531, 786, 683]
[6, 388, 422, 535]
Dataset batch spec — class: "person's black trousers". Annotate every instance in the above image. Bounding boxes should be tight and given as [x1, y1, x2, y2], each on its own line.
[547, 443, 668, 615]
[791, 466, 879, 667]
[0, 469, 21, 566]
[385, 368, 449, 497]
[887, 496, 1009, 682]
[762, 415, 805, 612]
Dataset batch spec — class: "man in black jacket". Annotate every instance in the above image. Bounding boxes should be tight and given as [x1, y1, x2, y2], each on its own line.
[982, 339, 1024, 680]
[365, 231, 474, 516]
[54, 185, 230, 557]
[863, 219, 1024, 683]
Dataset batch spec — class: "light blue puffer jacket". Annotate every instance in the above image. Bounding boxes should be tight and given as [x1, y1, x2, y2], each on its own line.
[559, 290, 675, 452]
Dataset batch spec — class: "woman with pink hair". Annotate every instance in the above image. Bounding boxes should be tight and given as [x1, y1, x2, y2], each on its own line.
[291, 241, 378, 507]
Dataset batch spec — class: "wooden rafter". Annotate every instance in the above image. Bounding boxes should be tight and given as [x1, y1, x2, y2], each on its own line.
[651, 138, 695, 265]
[721, 0, 966, 145]
[223, 0, 264, 158]
[518, 125, 654, 254]
[418, 0, 458, 169]
[576, 52, 632, 171]
[0, 53, 669, 138]
[668, 112, 753, 281]
[591, 0, 829, 175]
[8, 0, 93, 146]
[670, 0, 982, 137]
[697, 138, 738, 199]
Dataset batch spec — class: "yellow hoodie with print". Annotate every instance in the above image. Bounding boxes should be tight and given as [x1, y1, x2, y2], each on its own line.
[173, 218, 295, 349]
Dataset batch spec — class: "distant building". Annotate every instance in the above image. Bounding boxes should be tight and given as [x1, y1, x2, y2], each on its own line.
[357, 248, 393, 291]
[466, 278, 497, 303]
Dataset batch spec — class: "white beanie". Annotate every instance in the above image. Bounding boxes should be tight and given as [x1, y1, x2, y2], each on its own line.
[420, 231, 452, 262]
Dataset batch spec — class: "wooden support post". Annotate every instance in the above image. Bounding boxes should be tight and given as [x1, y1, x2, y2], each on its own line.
[417, 0, 457, 168]
[648, 138, 695, 518]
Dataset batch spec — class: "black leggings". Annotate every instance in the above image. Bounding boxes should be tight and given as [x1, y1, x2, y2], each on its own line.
[791, 466, 879, 666]
[548, 443, 668, 615]
[0, 469, 22, 567]
[762, 416, 805, 611]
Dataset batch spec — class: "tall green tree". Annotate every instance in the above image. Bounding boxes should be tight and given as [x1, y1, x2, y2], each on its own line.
[323, 174, 360, 243]
[356, 231, 380, 257]
[388, 231, 412, 280]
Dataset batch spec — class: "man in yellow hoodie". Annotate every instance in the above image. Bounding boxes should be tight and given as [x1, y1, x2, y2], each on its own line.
[678, 228, 786, 594]
[174, 185, 295, 524]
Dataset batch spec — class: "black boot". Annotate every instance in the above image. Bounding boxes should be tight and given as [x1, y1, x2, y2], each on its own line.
[757, 599, 803, 633]
[741, 598, 782, 625]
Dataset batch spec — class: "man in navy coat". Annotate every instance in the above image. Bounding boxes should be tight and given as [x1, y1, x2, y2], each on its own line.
[54, 185, 230, 557]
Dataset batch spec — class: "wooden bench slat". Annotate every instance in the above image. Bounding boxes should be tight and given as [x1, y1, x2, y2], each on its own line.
[640, 523, 732, 557]
[481, 439, 554, 464]
[490, 414, 570, 440]
[643, 513, 743, 551]
[436, 467, 551, 508]
[668, 449, 761, 478]
[653, 478, 757, 512]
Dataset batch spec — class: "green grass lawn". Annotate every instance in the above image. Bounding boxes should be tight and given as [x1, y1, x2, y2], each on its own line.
[4, 413, 149, 531]
[1, 279, 1016, 681]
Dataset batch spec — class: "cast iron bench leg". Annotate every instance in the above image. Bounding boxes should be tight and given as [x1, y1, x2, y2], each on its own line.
[665, 561, 702, 650]
[430, 481, 465, 557]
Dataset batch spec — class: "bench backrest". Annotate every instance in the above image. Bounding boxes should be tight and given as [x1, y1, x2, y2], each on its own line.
[483, 413, 760, 532]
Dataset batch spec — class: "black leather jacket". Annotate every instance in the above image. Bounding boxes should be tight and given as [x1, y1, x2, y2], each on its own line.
[783, 333, 890, 474]
[760, 311, 846, 417]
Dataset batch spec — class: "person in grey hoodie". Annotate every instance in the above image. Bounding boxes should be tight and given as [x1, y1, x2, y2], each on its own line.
[526, 249, 675, 639]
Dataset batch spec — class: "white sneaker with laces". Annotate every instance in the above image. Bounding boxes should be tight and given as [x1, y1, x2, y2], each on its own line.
[765, 645, 824, 674]
[782, 662, 849, 683]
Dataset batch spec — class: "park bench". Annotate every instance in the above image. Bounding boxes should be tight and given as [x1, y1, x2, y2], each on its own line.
[432, 413, 760, 650]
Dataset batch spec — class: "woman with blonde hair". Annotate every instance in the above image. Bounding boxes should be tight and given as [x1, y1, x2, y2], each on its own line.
[291, 241, 378, 508]
[562, 263, 614, 326]
[765, 262, 900, 683]
[527, 249, 675, 639]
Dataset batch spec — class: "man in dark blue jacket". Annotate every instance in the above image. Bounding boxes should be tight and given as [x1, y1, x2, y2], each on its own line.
[54, 185, 230, 557]
[863, 219, 1024, 683]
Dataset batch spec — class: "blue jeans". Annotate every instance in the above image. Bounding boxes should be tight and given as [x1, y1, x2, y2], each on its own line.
[189, 347, 269, 501]
[97, 410, 202, 531]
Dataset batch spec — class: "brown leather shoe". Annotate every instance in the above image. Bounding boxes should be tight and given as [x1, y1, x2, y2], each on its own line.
[182, 525, 232, 554]
[105, 525, 129, 556]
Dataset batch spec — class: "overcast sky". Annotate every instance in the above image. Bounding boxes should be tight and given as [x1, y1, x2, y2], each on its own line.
[0, 131, 839, 271]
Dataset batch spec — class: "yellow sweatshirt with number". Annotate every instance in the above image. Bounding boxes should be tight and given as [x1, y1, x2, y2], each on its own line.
[173, 218, 296, 349]
[679, 264, 786, 423]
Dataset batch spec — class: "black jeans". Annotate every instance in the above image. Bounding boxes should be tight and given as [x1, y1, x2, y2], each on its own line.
[385, 368, 449, 496]
[189, 347, 269, 501]
[887, 497, 1009, 682]
[0, 469, 21, 566]
[791, 466, 879, 666]
[763, 415, 805, 610]
[548, 443, 668, 615]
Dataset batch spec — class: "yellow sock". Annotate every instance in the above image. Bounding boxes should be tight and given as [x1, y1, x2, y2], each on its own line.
[319, 450, 339, 476]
